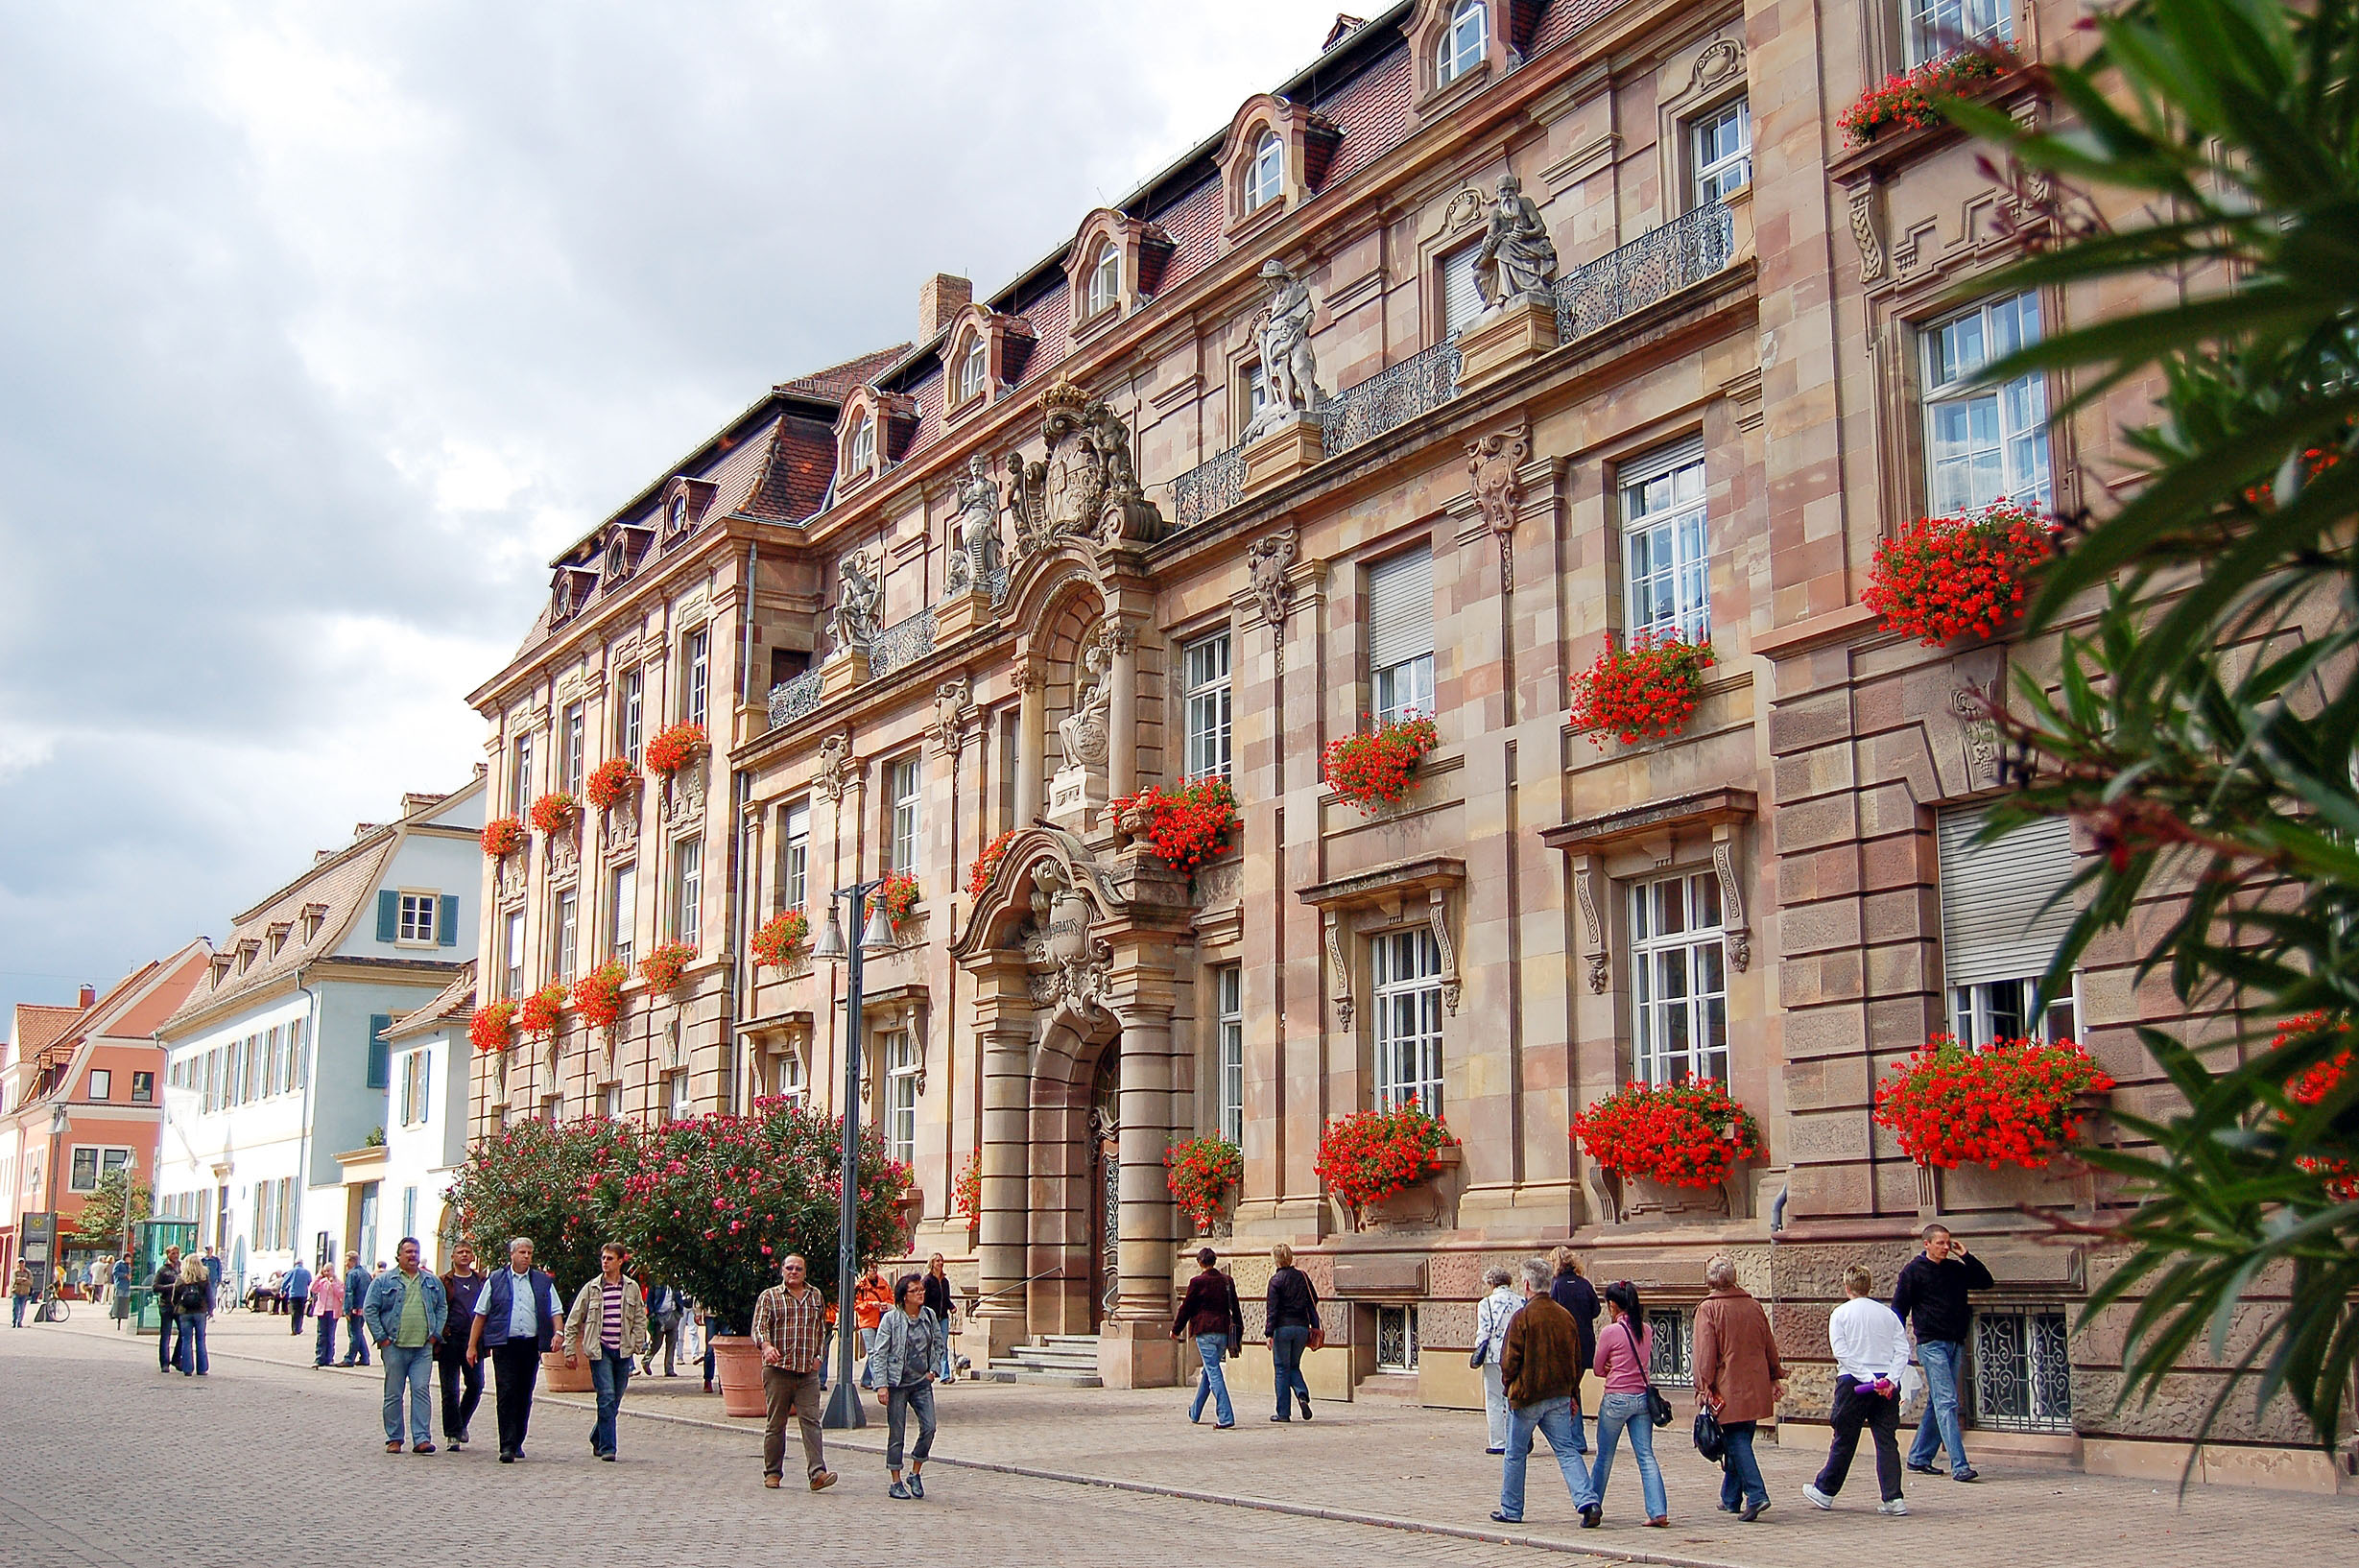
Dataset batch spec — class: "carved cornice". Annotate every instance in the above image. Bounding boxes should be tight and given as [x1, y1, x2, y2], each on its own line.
[1537, 789, 1757, 856]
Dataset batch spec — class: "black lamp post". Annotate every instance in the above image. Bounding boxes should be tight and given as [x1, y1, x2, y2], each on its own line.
[809, 877, 896, 1430]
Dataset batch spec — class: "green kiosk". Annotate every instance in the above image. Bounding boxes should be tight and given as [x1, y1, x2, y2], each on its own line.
[128, 1218, 198, 1335]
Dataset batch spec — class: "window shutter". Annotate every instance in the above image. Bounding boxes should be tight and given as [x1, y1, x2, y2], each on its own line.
[1365, 548, 1435, 673]
[1938, 806, 2078, 988]
[368, 1015, 392, 1090]
[438, 894, 459, 947]
[1441, 242, 1485, 338]
[376, 891, 397, 942]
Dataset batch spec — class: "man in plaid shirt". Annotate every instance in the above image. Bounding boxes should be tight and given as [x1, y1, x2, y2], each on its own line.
[753, 1254, 837, 1491]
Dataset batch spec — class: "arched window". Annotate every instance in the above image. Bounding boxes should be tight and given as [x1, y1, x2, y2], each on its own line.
[1438, 0, 1486, 86]
[957, 333, 989, 403]
[1087, 241, 1121, 318]
[1246, 131, 1283, 213]
[847, 414, 875, 476]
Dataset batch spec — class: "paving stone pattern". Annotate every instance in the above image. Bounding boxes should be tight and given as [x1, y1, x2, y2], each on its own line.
[20, 1312, 2359, 1567]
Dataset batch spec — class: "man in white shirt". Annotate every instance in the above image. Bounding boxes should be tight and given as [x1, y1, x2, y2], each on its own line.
[1803, 1263, 1914, 1515]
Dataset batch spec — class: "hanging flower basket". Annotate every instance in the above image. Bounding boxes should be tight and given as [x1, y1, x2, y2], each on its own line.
[954, 1152, 983, 1232]
[876, 870, 920, 932]
[1839, 47, 2013, 147]
[967, 829, 1017, 898]
[751, 910, 809, 970]
[480, 817, 524, 858]
[571, 961, 630, 1033]
[520, 982, 568, 1040]
[468, 1000, 518, 1055]
[646, 723, 709, 776]
[1569, 634, 1715, 748]
[1165, 1136, 1244, 1231]
[1108, 778, 1240, 873]
[1863, 501, 2056, 646]
[2271, 1012, 2357, 1200]
[1573, 1078, 1766, 1188]
[639, 940, 695, 992]
[1872, 1033, 2114, 1170]
[1322, 714, 1440, 813]
[1314, 1105, 1457, 1211]
[530, 792, 581, 837]
[584, 756, 641, 812]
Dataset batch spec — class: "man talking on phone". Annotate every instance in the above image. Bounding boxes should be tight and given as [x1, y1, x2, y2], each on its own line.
[1893, 1223, 1994, 1482]
[1805, 1264, 1914, 1514]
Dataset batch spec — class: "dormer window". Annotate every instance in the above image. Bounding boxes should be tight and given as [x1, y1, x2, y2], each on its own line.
[1246, 131, 1283, 213]
[848, 414, 875, 476]
[267, 922, 292, 959]
[1439, 0, 1486, 86]
[667, 493, 688, 535]
[1087, 242, 1121, 319]
[605, 535, 628, 582]
[958, 333, 989, 403]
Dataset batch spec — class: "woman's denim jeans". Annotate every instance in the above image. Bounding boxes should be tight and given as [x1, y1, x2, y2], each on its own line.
[1187, 1334, 1234, 1426]
[175, 1310, 209, 1374]
[1270, 1324, 1312, 1419]
[1590, 1390, 1668, 1518]
[1719, 1419, 1769, 1510]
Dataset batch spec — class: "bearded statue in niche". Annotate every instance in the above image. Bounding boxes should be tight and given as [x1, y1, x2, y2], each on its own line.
[826, 551, 881, 661]
[1057, 630, 1114, 772]
[1474, 173, 1560, 306]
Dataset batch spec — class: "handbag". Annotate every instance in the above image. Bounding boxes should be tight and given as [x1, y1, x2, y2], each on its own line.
[1468, 1335, 1490, 1368]
[1619, 1324, 1673, 1428]
[1693, 1403, 1727, 1461]
[1308, 1319, 1325, 1352]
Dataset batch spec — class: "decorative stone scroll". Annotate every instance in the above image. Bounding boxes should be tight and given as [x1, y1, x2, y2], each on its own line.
[929, 677, 973, 759]
[812, 732, 854, 802]
[1426, 887, 1462, 1015]
[1465, 420, 1531, 587]
[1710, 832, 1751, 973]
[1847, 182, 1886, 283]
[1322, 911, 1353, 1031]
[1574, 855, 1608, 993]
[1246, 528, 1298, 638]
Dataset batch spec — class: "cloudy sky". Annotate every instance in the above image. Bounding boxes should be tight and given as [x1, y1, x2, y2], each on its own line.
[0, 0, 1358, 1028]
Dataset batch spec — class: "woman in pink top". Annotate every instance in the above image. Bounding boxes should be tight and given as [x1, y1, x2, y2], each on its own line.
[1587, 1279, 1668, 1525]
[308, 1267, 345, 1367]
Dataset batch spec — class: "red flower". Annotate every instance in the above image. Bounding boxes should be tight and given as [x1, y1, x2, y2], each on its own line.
[571, 962, 630, 1033]
[1838, 47, 2013, 147]
[584, 757, 641, 812]
[639, 940, 694, 992]
[1314, 1106, 1455, 1210]
[874, 870, 921, 931]
[1108, 779, 1241, 874]
[468, 1000, 517, 1055]
[530, 792, 581, 837]
[953, 1152, 983, 1225]
[1573, 1078, 1765, 1187]
[520, 983, 567, 1039]
[1863, 501, 2056, 646]
[1871, 1034, 2112, 1169]
[967, 829, 1018, 898]
[2270, 1012, 2359, 1200]
[645, 723, 708, 777]
[1163, 1136, 1244, 1229]
[1568, 635, 1714, 748]
[750, 911, 809, 970]
[1322, 715, 1440, 813]
[480, 817, 524, 858]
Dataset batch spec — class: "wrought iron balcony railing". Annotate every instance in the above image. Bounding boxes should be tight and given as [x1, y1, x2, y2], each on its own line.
[767, 668, 822, 729]
[1554, 201, 1736, 345]
[867, 606, 937, 680]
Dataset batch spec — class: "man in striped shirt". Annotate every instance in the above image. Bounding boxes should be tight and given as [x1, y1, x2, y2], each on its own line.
[753, 1254, 837, 1491]
[563, 1243, 648, 1461]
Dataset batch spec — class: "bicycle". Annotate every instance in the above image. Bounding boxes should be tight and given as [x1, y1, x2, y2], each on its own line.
[34, 1292, 69, 1324]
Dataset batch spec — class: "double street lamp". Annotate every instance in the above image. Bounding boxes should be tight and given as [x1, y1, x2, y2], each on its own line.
[809, 877, 896, 1431]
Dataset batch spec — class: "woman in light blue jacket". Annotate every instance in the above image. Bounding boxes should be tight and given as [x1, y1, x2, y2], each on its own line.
[866, 1273, 944, 1500]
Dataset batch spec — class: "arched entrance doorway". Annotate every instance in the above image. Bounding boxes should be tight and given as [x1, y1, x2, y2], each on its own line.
[1089, 1047, 1119, 1328]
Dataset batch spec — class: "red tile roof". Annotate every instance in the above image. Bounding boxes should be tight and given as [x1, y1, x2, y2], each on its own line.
[11, 1004, 81, 1057]
[744, 415, 842, 522]
[1156, 180, 1226, 295]
[1529, 0, 1624, 56]
[779, 344, 913, 401]
[1320, 43, 1412, 187]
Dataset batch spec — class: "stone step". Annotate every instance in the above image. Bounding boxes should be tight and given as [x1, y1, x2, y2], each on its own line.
[985, 1366, 1105, 1389]
[1354, 1372, 1422, 1403]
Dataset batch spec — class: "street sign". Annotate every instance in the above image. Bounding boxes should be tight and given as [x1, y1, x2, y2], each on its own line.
[18, 1212, 55, 1279]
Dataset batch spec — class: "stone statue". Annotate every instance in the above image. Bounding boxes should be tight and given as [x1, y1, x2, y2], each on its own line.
[825, 551, 880, 661]
[1247, 258, 1322, 440]
[1057, 631, 1114, 772]
[1473, 174, 1559, 306]
[1002, 378, 1162, 560]
[945, 454, 1003, 598]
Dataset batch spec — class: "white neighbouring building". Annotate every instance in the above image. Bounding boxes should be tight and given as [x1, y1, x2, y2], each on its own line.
[155, 777, 484, 1291]
[374, 965, 477, 1269]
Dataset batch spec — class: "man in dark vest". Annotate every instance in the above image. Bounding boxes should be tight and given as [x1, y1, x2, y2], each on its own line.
[465, 1236, 560, 1463]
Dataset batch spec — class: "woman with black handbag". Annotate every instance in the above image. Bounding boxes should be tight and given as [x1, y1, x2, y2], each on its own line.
[1587, 1280, 1669, 1526]
[1265, 1245, 1320, 1423]
[1472, 1266, 1520, 1453]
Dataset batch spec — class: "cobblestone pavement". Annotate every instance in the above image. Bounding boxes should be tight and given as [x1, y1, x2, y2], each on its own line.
[29, 1310, 2359, 1568]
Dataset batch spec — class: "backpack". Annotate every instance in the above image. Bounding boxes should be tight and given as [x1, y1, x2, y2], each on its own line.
[174, 1280, 206, 1314]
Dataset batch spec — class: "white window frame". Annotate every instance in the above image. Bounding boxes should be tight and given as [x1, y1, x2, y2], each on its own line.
[1939, 805, 2079, 1046]
[1087, 241, 1121, 318]
[1371, 927, 1444, 1115]
[504, 911, 526, 999]
[675, 837, 703, 948]
[554, 891, 580, 985]
[601, 1082, 624, 1121]
[683, 627, 710, 729]
[666, 1070, 693, 1121]
[1182, 631, 1232, 783]
[1367, 549, 1436, 725]
[888, 757, 921, 875]
[1440, 239, 1485, 339]
[1691, 98, 1751, 206]
[397, 891, 439, 945]
[509, 732, 534, 817]
[848, 415, 875, 477]
[884, 1029, 920, 1169]
[957, 333, 989, 403]
[772, 1051, 806, 1107]
[610, 865, 636, 967]
[1622, 440, 1711, 645]
[1215, 965, 1244, 1145]
[1437, 0, 1486, 86]
[781, 801, 811, 915]
[560, 701, 585, 794]
[1630, 870, 1730, 1086]
[1246, 131, 1283, 213]
[1905, 0, 2013, 67]
[86, 1068, 111, 1101]
[620, 670, 644, 765]
[1921, 291, 2051, 515]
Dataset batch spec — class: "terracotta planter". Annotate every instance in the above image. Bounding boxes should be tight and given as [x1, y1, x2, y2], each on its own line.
[1346, 1145, 1464, 1234]
[710, 1334, 767, 1417]
[540, 1347, 594, 1393]
[1628, 1172, 1733, 1221]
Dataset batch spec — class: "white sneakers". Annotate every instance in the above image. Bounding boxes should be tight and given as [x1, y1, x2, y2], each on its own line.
[1803, 1484, 1835, 1509]
[1878, 1498, 1911, 1516]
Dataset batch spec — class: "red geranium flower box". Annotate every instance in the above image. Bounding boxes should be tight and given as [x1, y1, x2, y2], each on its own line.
[1322, 714, 1439, 813]
[967, 829, 1017, 898]
[640, 940, 694, 992]
[1314, 1105, 1456, 1211]
[953, 1152, 983, 1229]
[876, 870, 920, 932]
[1573, 1078, 1766, 1187]
[1164, 1136, 1244, 1231]
[1872, 1033, 2113, 1169]
[520, 982, 567, 1039]
[1839, 48, 2012, 147]
[468, 1000, 518, 1055]
[2274, 1011, 2357, 1200]
[646, 723, 708, 777]
[584, 756, 641, 812]
[1108, 778, 1240, 874]
[571, 962, 630, 1033]
[751, 910, 809, 970]
[530, 791, 580, 837]
[1569, 635, 1715, 748]
[1863, 501, 2055, 646]
[480, 817, 524, 858]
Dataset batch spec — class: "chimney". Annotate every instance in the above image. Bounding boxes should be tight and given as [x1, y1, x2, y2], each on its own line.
[918, 273, 973, 340]
[78, 985, 96, 1008]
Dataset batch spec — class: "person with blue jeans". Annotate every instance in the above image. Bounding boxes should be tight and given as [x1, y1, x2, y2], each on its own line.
[1694, 1255, 1785, 1522]
[340, 1252, 372, 1367]
[1493, 1256, 1602, 1527]
[1589, 1279, 1669, 1526]
[1894, 1223, 1993, 1482]
[921, 1256, 957, 1386]
[362, 1236, 448, 1454]
[172, 1255, 213, 1375]
[563, 1242, 649, 1461]
[1169, 1247, 1240, 1429]
[1265, 1244, 1320, 1423]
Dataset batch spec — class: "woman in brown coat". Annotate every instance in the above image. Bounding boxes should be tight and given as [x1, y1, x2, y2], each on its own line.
[1692, 1255, 1785, 1521]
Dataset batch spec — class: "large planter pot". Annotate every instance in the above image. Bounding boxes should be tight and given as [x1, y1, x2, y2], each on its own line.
[710, 1334, 766, 1417]
[541, 1347, 594, 1393]
[1343, 1145, 1465, 1234]
[1628, 1172, 1733, 1221]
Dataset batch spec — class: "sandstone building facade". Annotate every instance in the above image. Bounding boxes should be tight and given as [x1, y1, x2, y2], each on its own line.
[468, 0, 2343, 1488]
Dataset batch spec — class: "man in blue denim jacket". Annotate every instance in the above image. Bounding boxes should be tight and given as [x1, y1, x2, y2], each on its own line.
[362, 1237, 449, 1454]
